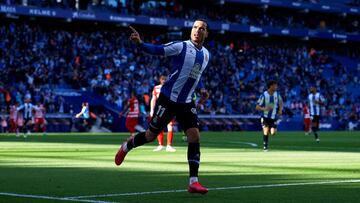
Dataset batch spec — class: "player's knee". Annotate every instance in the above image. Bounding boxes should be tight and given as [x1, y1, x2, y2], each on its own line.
[263, 128, 269, 135]
[185, 128, 200, 143]
[271, 128, 277, 135]
[167, 125, 173, 131]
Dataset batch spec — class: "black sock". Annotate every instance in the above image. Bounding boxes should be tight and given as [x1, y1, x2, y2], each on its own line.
[263, 134, 269, 148]
[23, 125, 28, 133]
[188, 143, 200, 177]
[126, 132, 148, 151]
[312, 127, 319, 139]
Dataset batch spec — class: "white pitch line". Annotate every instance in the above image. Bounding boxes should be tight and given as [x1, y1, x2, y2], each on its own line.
[68, 179, 360, 199]
[230, 141, 258, 147]
[0, 192, 119, 203]
[206, 179, 360, 191]
[207, 141, 258, 147]
[67, 189, 188, 199]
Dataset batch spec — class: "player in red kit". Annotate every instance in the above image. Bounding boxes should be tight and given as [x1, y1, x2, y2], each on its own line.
[9, 103, 18, 133]
[121, 92, 140, 136]
[16, 111, 24, 137]
[150, 75, 176, 152]
[34, 102, 46, 135]
[303, 104, 311, 135]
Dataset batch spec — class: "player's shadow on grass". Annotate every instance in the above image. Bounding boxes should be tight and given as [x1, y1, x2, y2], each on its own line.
[1, 166, 359, 203]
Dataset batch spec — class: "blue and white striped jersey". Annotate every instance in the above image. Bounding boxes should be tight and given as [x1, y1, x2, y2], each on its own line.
[140, 40, 210, 103]
[17, 103, 34, 119]
[81, 106, 90, 119]
[257, 91, 282, 119]
[308, 92, 325, 116]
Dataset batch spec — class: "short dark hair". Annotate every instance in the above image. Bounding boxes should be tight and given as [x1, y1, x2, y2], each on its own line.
[267, 80, 277, 89]
[194, 18, 210, 31]
[310, 86, 317, 92]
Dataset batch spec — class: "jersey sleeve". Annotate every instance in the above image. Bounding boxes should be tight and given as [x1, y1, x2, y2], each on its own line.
[139, 41, 183, 57]
[140, 43, 165, 55]
[163, 41, 183, 57]
[257, 94, 264, 106]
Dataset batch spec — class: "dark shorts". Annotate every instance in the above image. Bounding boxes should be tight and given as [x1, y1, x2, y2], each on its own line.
[261, 117, 277, 129]
[24, 118, 32, 125]
[149, 93, 199, 134]
[311, 115, 320, 123]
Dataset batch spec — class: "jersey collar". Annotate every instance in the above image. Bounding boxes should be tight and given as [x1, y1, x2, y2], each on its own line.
[188, 40, 203, 51]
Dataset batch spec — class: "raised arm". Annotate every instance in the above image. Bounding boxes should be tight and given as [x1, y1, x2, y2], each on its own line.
[16, 105, 24, 111]
[75, 106, 86, 118]
[318, 94, 325, 105]
[129, 26, 143, 44]
[129, 26, 183, 56]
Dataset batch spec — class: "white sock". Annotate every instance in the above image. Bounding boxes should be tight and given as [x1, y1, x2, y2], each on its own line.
[189, 177, 198, 185]
[122, 143, 129, 153]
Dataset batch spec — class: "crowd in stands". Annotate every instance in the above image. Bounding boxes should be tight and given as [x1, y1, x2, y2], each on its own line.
[202, 40, 360, 124]
[0, 83, 69, 115]
[0, 22, 71, 115]
[0, 21, 359, 128]
[1, 0, 359, 34]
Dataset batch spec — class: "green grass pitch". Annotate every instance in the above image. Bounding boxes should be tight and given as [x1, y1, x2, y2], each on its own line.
[1, 131, 360, 203]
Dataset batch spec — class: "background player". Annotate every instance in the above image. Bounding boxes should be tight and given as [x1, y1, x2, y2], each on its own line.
[308, 86, 325, 142]
[16, 111, 24, 137]
[115, 20, 211, 194]
[75, 102, 91, 131]
[17, 97, 35, 137]
[34, 102, 46, 135]
[150, 75, 176, 152]
[256, 80, 283, 151]
[303, 103, 311, 135]
[9, 103, 18, 133]
[120, 92, 139, 137]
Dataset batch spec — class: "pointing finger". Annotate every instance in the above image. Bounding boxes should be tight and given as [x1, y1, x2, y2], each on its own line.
[129, 26, 138, 33]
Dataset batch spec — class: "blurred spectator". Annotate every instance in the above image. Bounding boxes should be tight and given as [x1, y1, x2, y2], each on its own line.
[100, 111, 114, 130]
